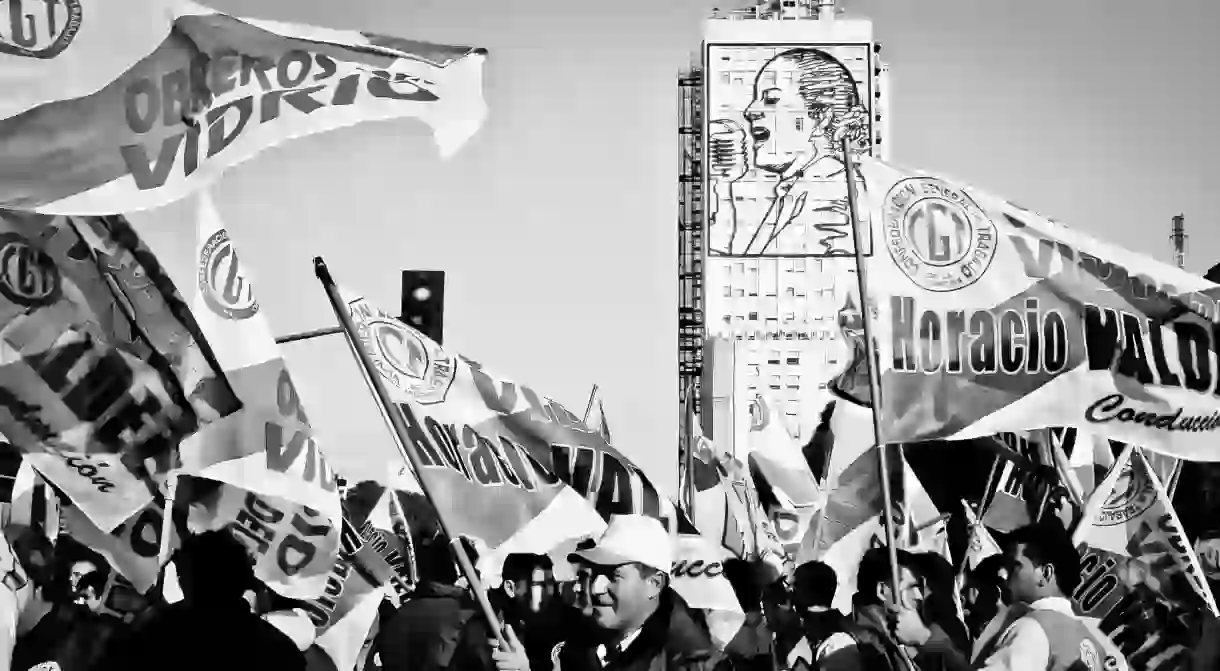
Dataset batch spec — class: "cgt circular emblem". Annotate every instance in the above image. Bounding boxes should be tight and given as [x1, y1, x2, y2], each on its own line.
[0, 233, 60, 307]
[882, 177, 997, 292]
[1096, 461, 1156, 527]
[0, 0, 82, 59]
[363, 318, 455, 404]
[199, 230, 258, 320]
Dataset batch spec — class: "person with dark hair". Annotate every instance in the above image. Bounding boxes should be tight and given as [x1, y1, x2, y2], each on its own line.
[376, 531, 495, 671]
[9, 535, 128, 671]
[974, 521, 1111, 671]
[852, 547, 972, 671]
[96, 530, 305, 671]
[908, 552, 970, 654]
[785, 561, 857, 671]
[720, 558, 776, 671]
[964, 554, 1008, 647]
[490, 553, 568, 671]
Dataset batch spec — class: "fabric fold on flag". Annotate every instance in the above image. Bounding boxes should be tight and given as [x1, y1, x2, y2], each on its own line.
[1, 0, 488, 214]
[844, 156, 1220, 463]
[745, 394, 822, 553]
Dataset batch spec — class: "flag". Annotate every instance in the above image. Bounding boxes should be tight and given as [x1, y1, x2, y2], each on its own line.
[745, 394, 822, 552]
[0, 0, 487, 214]
[1074, 447, 1217, 671]
[798, 395, 939, 612]
[847, 156, 1220, 463]
[340, 288, 606, 579]
[961, 499, 1000, 571]
[0, 209, 239, 469]
[176, 191, 340, 598]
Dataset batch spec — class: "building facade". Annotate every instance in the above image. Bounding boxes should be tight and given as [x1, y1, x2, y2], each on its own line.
[679, 0, 889, 454]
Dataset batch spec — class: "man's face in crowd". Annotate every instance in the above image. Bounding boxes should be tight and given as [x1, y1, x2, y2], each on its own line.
[579, 562, 662, 632]
[1004, 543, 1046, 605]
[511, 567, 555, 615]
[962, 573, 1004, 630]
[879, 566, 924, 611]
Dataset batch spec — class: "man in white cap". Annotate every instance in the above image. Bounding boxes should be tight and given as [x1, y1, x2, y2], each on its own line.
[535, 514, 729, 671]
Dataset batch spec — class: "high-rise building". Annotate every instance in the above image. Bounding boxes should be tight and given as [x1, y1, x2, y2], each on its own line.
[678, 0, 888, 452]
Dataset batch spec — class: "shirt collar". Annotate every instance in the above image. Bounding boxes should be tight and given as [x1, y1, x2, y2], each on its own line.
[597, 627, 644, 665]
[1028, 596, 1075, 615]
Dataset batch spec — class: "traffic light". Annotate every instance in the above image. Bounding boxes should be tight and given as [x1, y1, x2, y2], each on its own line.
[401, 270, 445, 345]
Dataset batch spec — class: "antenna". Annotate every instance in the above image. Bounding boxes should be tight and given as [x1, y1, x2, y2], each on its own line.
[1170, 214, 1187, 270]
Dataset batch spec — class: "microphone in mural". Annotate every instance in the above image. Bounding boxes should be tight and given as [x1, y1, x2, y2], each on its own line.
[708, 120, 749, 253]
[707, 46, 872, 257]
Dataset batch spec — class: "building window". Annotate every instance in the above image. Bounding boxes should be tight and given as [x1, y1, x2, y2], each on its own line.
[722, 315, 731, 324]
[749, 311, 758, 321]
[783, 311, 795, 322]
[720, 72, 730, 84]
[787, 374, 800, 388]
[786, 351, 800, 365]
[767, 350, 780, 365]
[762, 70, 776, 86]
[817, 382, 828, 390]
[735, 262, 745, 274]
[794, 116, 803, 132]
[785, 286, 796, 297]
[770, 374, 781, 387]
[723, 286, 732, 297]
[794, 259, 806, 272]
[749, 365, 760, 377]
[734, 288, 745, 298]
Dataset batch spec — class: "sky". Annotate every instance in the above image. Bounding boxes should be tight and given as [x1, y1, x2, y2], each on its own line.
[132, 0, 1220, 495]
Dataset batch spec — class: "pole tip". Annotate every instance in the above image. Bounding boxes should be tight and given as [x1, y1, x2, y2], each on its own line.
[313, 256, 331, 283]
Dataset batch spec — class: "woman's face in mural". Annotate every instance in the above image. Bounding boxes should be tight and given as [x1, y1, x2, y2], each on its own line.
[744, 57, 814, 175]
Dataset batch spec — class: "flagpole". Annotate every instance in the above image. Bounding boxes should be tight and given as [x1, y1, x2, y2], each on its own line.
[582, 385, 599, 424]
[274, 326, 343, 345]
[313, 257, 507, 648]
[841, 137, 903, 606]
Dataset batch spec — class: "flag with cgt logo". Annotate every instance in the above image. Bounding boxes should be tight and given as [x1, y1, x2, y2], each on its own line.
[0, 209, 239, 477]
[176, 191, 341, 599]
[0, 0, 487, 214]
[337, 284, 607, 581]
[842, 156, 1220, 464]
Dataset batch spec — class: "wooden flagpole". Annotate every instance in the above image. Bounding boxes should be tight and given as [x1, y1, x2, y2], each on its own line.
[314, 257, 507, 648]
[841, 137, 904, 607]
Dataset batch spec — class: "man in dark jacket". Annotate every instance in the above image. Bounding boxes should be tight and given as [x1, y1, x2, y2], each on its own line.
[508, 514, 729, 671]
[97, 530, 306, 671]
[377, 536, 494, 671]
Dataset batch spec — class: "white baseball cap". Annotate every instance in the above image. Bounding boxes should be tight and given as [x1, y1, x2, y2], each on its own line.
[568, 514, 673, 575]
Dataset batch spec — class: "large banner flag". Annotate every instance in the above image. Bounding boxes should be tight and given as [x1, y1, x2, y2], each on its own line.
[0, 210, 239, 468]
[0, 0, 487, 214]
[175, 192, 340, 596]
[341, 288, 606, 577]
[1074, 448, 1217, 671]
[847, 156, 1220, 462]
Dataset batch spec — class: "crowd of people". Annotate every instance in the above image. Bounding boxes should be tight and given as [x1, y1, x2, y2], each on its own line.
[0, 484, 1154, 671]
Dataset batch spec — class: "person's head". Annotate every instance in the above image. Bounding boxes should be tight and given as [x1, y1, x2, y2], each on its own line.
[963, 554, 1007, 633]
[744, 48, 867, 174]
[568, 515, 673, 633]
[73, 569, 107, 612]
[500, 553, 555, 615]
[855, 547, 923, 611]
[1002, 521, 1080, 605]
[174, 530, 256, 604]
[792, 560, 837, 613]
